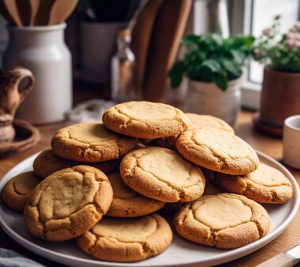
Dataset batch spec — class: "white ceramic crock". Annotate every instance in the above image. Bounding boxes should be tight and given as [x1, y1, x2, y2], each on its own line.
[3, 23, 72, 124]
[283, 115, 300, 169]
[185, 79, 241, 126]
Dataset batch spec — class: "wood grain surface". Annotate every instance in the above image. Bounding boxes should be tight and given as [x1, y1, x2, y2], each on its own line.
[0, 110, 300, 267]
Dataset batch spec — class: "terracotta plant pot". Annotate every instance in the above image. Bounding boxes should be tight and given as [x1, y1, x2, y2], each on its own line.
[255, 67, 300, 136]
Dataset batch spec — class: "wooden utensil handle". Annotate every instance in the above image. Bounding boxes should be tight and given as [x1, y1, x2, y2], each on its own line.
[256, 254, 296, 267]
[4, 67, 35, 103]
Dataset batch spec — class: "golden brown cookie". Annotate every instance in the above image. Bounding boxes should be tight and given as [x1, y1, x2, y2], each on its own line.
[51, 122, 138, 162]
[120, 147, 205, 202]
[147, 113, 235, 149]
[186, 113, 234, 133]
[176, 128, 259, 175]
[2, 171, 40, 212]
[106, 171, 165, 217]
[33, 149, 120, 178]
[174, 193, 270, 249]
[102, 101, 189, 139]
[77, 214, 172, 262]
[24, 166, 113, 241]
[214, 163, 293, 204]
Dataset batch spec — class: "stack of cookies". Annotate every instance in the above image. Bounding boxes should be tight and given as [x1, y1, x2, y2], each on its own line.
[1, 101, 294, 263]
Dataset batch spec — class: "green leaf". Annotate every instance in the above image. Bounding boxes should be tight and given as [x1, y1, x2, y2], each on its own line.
[182, 35, 201, 46]
[168, 61, 185, 88]
[220, 58, 242, 79]
[169, 33, 255, 89]
[214, 73, 228, 91]
[201, 59, 222, 72]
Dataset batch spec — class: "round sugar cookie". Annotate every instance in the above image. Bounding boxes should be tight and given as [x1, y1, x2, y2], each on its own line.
[106, 172, 165, 217]
[186, 113, 234, 133]
[2, 171, 40, 212]
[120, 147, 205, 202]
[176, 128, 259, 175]
[102, 101, 189, 139]
[214, 163, 293, 204]
[174, 193, 270, 249]
[51, 122, 138, 162]
[33, 149, 120, 178]
[77, 214, 172, 262]
[24, 166, 113, 241]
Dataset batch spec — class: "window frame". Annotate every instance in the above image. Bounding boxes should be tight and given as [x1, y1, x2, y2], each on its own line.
[230, 0, 300, 109]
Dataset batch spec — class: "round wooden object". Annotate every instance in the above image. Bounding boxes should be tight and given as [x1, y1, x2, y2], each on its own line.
[253, 112, 283, 138]
[0, 119, 40, 157]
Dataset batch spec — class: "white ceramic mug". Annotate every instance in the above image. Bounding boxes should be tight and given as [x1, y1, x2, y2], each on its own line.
[283, 115, 300, 168]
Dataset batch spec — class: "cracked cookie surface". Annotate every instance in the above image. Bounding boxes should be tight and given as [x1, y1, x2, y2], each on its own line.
[176, 128, 259, 175]
[51, 122, 138, 162]
[106, 172, 165, 217]
[186, 113, 234, 133]
[33, 149, 120, 178]
[77, 214, 172, 262]
[2, 171, 40, 212]
[102, 101, 189, 139]
[120, 147, 205, 202]
[24, 166, 113, 241]
[174, 193, 270, 249]
[214, 163, 293, 204]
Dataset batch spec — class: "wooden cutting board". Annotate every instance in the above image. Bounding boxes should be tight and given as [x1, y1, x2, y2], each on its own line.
[131, 0, 164, 99]
[142, 0, 192, 101]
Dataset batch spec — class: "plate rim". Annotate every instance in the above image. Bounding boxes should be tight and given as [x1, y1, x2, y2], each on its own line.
[0, 151, 299, 267]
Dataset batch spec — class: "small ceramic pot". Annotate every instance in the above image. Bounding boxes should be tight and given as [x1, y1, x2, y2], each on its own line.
[3, 24, 72, 124]
[185, 78, 241, 126]
[259, 67, 300, 129]
[283, 115, 300, 169]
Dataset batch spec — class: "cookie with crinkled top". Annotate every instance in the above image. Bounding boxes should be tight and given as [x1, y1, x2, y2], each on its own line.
[214, 163, 293, 204]
[186, 113, 234, 133]
[2, 171, 40, 212]
[174, 193, 270, 249]
[33, 149, 120, 178]
[102, 101, 189, 139]
[106, 171, 165, 217]
[176, 128, 259, 175]
[51, 122, 138, 162]
[24, 165, 113, 241]
[120, 146, 205, 202]
[77, 214, 172, 262]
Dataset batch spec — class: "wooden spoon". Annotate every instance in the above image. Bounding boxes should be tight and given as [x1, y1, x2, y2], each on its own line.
[29, 0, 40, 26]
[15, 0, 31, 26]
[1, 0, 22, 27]
[48, 0, 78, 25]
[0, 1, 15, 25]
[34, 0, 55, 26]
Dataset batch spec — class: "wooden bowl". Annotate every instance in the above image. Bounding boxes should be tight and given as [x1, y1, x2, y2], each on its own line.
[0, 119, 40, 157]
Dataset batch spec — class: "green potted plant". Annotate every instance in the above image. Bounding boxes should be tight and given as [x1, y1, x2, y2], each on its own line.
[169, 33, 254, 125]
[253, 16, 300, 136]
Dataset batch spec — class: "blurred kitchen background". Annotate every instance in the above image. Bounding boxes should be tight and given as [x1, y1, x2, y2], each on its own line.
[0, 0, 299, 134]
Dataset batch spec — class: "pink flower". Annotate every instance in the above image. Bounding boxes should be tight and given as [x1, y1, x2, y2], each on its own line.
[262, 27, 273, 37]
[285, 39, 295, 48]
[294, 41, 300, 48]
[294, 22, 300, 32]
[287, 32, 296, 40]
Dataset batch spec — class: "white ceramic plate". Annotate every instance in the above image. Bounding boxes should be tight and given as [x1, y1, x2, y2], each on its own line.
[0, 151, 299, 267]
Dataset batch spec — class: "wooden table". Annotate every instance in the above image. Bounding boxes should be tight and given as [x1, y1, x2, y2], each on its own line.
[1, 110, 300, 267]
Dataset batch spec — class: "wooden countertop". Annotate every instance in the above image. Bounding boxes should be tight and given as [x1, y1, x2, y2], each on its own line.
[1, 110, 300, 267]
